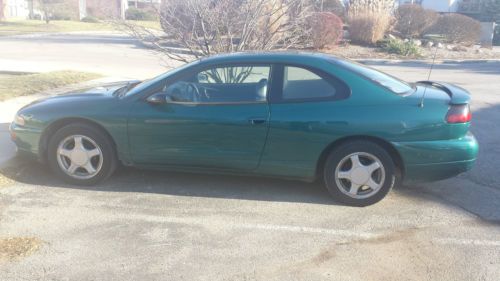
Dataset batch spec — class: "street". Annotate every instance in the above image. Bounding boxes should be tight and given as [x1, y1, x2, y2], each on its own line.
[1, 32, 500, 281]
[0, 32, 175, 79]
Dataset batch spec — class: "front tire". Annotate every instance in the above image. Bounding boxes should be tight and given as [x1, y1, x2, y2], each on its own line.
[48, 123, 117, 185]
[323, 141, 395, 207]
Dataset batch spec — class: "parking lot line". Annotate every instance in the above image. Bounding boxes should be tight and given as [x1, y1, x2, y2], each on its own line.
[434, 238, 500, 247]
[126, 214, 500, 247]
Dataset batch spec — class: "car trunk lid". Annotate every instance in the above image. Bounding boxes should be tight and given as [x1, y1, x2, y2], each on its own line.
[416, 81, 471, 105]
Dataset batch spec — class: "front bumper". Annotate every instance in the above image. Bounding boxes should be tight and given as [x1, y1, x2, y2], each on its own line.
[9, 122, 43, 159]
[392, 132, 478, 183]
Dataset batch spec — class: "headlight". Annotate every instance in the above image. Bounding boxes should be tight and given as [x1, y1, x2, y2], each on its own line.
[14, 115, 25, 126]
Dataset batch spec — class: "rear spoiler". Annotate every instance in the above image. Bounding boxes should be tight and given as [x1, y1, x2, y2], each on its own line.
[416, 81, 471, 105]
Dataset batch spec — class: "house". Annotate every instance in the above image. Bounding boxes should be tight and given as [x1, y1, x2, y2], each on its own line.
[78, 0, 128, 20]
[398, 0, 459, 13]
[127, 0, 160, 10]
[0, 0, 129, 20]
[398, 0, 496, 46]
[397, 0, 482, 14]
[1, 0, 30, 19]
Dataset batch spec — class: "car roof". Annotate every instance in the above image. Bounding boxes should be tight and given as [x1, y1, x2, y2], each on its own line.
[196, 51, 342, 65]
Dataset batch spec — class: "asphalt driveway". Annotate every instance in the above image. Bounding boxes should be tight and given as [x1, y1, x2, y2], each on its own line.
[0, 33, 500, 280]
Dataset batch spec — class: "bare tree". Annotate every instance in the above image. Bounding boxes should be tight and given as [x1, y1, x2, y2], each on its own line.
[120, 0, 315, 63]
[0, 0, 5, 21]
[37, 0, 65, 23]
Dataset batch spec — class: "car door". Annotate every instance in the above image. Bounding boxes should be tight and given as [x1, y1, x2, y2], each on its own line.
[257, 64, 351, 179]
[127, 64, 272, 171]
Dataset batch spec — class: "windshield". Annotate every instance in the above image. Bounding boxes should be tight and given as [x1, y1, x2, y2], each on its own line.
[124, 60, 201, 97]
[333, 59, 414, 95]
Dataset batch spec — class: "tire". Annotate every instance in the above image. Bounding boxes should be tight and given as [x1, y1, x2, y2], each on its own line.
[323, 140, 395, 207]
[47, 123, 117, 185]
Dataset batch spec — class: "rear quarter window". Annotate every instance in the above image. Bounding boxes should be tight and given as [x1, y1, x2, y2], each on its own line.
[279, 66, 350, 102]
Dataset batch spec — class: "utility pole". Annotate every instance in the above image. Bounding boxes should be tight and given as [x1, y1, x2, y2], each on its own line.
[120, 0, 127, 20]
[79, 0, 87, 20]
[28, 0, 35, 19]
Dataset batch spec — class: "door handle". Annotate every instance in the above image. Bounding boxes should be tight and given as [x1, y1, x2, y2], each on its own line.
[248, 118, 266, 125]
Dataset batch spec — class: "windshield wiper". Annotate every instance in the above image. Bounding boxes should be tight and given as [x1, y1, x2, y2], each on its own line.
[113, 82, 139, 97]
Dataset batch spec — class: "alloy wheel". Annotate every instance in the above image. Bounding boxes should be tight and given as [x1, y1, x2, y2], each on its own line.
[56, 135, 103, 180]
[334, 152, 386, 199]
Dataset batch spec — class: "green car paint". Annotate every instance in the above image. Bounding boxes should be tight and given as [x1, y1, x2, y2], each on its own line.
[10, 52, 478, 183]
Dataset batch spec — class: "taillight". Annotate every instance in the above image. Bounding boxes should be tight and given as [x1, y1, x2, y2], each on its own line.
[446, 104, 471, 123]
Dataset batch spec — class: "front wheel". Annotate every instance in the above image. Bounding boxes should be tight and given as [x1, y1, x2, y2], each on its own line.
[323, 141, 396, 207]
[48, 123, 117, 185]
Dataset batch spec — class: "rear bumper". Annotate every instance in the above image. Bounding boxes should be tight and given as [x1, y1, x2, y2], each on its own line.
[403, 159, 476, 183]
[392, 132, 478, 183]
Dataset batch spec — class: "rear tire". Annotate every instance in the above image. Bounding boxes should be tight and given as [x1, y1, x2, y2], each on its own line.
[323, 140, 395, 207]
[47, 123, 117, 185]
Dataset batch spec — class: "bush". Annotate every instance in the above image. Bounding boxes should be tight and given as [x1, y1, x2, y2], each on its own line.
[381, 38, 421, 57]
[126, 7, 157, 21]
[309, 12, 343, 49]
[347, 0, 393, 45]
[426, 14, 481, 45]
[394, 4, 438, 38]
[81, 16, 99, 23]
[50, 11, 72, 21]
[348, 11, 391, 45]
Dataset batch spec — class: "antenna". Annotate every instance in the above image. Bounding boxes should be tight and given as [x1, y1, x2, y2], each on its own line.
[419, 44, 439, 108]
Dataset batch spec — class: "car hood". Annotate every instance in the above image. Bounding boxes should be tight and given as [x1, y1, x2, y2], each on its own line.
[23, 80, 141, 108]
[55, 80, 141, 98]
[66, 80, 140, 96]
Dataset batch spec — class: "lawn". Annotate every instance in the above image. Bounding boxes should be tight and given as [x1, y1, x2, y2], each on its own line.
[0, 19, 161, 36]
[0, 71, 102, 101]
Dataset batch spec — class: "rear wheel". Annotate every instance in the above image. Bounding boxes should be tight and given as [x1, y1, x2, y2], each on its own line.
[48, 123, 117, 185]
[323, 141, 395, 207]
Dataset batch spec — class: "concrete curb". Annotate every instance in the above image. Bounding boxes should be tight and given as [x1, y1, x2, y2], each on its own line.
[2, 59, 498, 77]
[355, 59, 500, 65]
[0, 70, 36, 75]
[1, 30, 128, 39]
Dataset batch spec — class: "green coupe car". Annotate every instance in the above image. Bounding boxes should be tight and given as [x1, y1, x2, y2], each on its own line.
[10, 52, 478, 206]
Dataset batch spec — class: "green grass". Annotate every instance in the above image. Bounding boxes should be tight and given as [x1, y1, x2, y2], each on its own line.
[130, 20, 161, 30]
[0, 71, 102, 101]
[0, 20, 112, 36]
[0, 19, 161, 36]
[0, 167, 16, 188]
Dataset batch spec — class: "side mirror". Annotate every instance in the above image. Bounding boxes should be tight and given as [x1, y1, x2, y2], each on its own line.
[147, 93, 167, 105]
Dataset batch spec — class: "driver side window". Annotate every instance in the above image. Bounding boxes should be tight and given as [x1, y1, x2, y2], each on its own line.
[164, 65, 271, 103]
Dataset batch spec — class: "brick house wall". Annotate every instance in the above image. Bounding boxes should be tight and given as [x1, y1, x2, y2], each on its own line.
[70, 0, 127, 19]
[85, 0, 121, 18]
